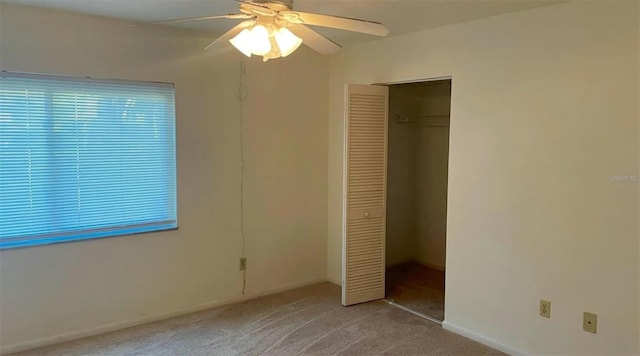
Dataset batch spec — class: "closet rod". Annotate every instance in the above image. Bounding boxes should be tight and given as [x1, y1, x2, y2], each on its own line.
[394, 114, 450, 126]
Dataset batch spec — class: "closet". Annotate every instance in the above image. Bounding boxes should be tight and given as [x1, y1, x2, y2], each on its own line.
[340, 79, 451, 323]
[385, 79, 451, 322]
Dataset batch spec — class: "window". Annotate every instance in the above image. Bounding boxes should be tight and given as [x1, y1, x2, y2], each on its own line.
[0, 73, 177, 249]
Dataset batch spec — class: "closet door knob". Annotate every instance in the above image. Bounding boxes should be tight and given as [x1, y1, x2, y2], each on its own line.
[364, 212, 370, 217]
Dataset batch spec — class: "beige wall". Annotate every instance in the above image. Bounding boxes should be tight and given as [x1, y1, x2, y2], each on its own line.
[385, 85, 418, 266]
[415, 82, 450, 270]
[0, 4, 328, 352]
[328, 1, 639, 354]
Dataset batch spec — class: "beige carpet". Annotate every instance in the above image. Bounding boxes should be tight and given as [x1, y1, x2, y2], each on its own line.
[12, 283, 501, 356]
[386, 262, 446, 321]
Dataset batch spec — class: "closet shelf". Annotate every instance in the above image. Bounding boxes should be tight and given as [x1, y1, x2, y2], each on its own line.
[393, 114, 450, 127]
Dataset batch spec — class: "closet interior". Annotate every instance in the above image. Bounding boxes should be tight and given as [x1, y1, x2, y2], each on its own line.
[385, 79, 451, 322]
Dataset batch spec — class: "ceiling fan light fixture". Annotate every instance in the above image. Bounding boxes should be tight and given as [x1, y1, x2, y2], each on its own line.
[229, 28, 254, 57]
[229, 22, 302, 61]
[275, 27, 302, 57]
[155, 1, 389, 60]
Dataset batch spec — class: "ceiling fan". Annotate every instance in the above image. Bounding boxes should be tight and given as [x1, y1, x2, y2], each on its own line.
[147, 0, 389, 61]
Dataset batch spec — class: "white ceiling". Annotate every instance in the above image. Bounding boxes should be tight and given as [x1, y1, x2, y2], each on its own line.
[3, 0, 564, 45]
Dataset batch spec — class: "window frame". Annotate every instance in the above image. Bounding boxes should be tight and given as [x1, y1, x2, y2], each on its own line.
[0, 71, 178, 250]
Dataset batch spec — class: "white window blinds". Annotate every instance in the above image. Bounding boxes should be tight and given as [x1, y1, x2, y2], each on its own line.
[0, 72, 177, 249]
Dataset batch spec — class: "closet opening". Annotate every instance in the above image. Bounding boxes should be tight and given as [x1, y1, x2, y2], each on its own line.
[384, 79, 451, 322]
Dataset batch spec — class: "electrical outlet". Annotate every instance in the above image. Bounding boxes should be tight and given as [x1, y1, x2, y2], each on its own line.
[239, 257, 247, 271]
[540, 300, 551, 318]
[583, 312, 597, 334]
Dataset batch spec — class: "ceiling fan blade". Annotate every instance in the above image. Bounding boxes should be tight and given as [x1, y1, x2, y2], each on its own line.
[236, 0, 277, 16]
[205, 20, 255, 50]
[281, 11, 388, 36]
[144, 14, 253, 25]
[288, 25, 341, 55]
[236, 0, 270, 9]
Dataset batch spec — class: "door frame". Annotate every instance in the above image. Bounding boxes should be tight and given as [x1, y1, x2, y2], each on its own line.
[341, 75, 454, 312]
[374, 76, 452, 86]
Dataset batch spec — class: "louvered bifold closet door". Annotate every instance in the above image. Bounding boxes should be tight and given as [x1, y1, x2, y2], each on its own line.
[342, 84, 389, 306]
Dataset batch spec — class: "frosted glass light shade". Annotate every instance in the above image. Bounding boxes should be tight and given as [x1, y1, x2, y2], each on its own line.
[249, 25, 271, 56]
[229, 29, 253, 57]
[229, 24, 303, 60]
[275, 27, 302, 57]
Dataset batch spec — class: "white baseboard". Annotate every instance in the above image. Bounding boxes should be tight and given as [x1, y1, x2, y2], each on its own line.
[326, 276, 341, 286]
[414, 258, 445, 272]
[386, 259, 445, 272]
[384, 259, 414, 268]
[442, 320, 523, 356]
[0, 277, 327, 355]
